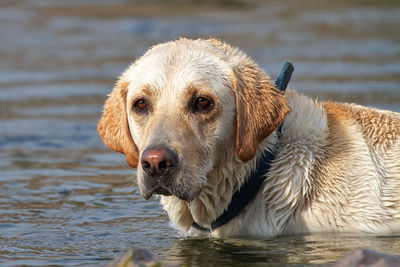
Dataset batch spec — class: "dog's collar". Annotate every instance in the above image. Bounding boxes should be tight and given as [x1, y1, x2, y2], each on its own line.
[191, 62, 294, 233]
[274, 61, 294, 93]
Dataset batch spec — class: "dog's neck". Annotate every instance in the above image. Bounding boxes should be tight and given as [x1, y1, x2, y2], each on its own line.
[190, 146, 258, 228]
[192, 130, 281, 232]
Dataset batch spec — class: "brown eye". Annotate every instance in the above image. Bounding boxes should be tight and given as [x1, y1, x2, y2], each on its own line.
[194, 97, 212, 112]
[133, 99, 148, 114]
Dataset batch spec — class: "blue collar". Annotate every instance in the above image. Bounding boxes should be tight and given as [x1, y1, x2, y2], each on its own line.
[192, 62, 294, 232]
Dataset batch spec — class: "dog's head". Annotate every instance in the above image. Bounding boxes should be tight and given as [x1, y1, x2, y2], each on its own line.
[98, 38, 290, 202]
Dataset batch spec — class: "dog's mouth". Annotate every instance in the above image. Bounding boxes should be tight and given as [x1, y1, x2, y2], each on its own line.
[141, 181, 203, 202]
[142, 186, 172, 200]
[154, 187, 172, 196]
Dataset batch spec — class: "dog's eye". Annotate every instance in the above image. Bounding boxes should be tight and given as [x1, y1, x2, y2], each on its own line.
[194, 97, 212, 112]
[133, 99, 148, 114]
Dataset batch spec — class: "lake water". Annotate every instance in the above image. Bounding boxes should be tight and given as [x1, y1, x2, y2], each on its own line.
[1, 0, 399, 266]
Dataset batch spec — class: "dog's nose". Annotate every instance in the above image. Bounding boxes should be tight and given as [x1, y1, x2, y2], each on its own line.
[141, 147, 178, 177]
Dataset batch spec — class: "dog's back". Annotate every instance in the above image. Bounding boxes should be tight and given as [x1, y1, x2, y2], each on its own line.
[305, 101, 400, 233]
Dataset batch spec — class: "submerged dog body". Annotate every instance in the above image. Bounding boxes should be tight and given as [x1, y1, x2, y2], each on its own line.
[98, 38, 400, 237]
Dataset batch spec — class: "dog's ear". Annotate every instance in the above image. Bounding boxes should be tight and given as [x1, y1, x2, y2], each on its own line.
[233, 64, 290, 162]
[97, 79, 139, 167]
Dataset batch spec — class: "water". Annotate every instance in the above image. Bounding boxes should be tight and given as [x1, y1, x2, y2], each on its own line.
[0, 0, 399, 266]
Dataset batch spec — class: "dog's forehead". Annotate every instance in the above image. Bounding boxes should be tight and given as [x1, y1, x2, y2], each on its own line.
[125, 43, 232, 97]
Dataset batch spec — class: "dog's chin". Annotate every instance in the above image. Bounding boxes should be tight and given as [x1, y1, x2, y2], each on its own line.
[141, 187, 171, 200]
[154, 187, 172, 196]
[139, 171, 208, 202]
[140, 184, 204, 202]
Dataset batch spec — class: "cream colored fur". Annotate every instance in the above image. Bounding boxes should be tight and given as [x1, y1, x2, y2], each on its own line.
[98, 38, 400, 238]
[169, 90, 400, 238]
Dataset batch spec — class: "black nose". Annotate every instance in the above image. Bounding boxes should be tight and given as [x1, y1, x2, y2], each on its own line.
[141, 147, 178, 177]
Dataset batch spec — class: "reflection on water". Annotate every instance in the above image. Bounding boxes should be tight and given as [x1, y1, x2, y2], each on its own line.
[0, 0, 399, 266]
[164, 234, 400, 267]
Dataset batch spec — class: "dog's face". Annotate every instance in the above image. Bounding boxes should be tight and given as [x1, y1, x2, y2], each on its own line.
[125, 42, 236, 201]
[98, 39, 290, 202]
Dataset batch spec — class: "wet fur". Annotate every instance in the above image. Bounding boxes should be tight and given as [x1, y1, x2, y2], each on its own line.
[98, 38, 400, 237]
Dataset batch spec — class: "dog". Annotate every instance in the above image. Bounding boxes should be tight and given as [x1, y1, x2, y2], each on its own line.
[98, 38, 400, 237]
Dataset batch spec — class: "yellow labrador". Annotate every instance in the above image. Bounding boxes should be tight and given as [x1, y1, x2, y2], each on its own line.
[98, 38, 400, 237]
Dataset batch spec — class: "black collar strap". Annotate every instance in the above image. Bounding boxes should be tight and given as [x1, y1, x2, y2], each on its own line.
[192, 62, 294, 232]
[274, 62, 294, 92]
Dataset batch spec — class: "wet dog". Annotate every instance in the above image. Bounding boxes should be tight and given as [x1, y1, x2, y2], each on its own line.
[98, 38, 400, 237]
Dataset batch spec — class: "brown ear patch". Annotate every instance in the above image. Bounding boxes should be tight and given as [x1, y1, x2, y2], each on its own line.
[97, 80, 139, 167]
[234, 65, 290, 162]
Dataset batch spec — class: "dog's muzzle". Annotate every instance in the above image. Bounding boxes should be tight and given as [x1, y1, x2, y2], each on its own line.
[140, 145, 178, 199]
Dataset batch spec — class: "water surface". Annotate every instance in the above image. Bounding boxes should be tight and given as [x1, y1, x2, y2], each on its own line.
[1, 0, 400, 266]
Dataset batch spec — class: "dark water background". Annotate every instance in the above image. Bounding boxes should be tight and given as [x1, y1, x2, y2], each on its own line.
[0, 0, 399, 266]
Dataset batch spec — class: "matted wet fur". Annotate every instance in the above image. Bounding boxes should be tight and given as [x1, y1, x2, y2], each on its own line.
[98, 38, 400, 237]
